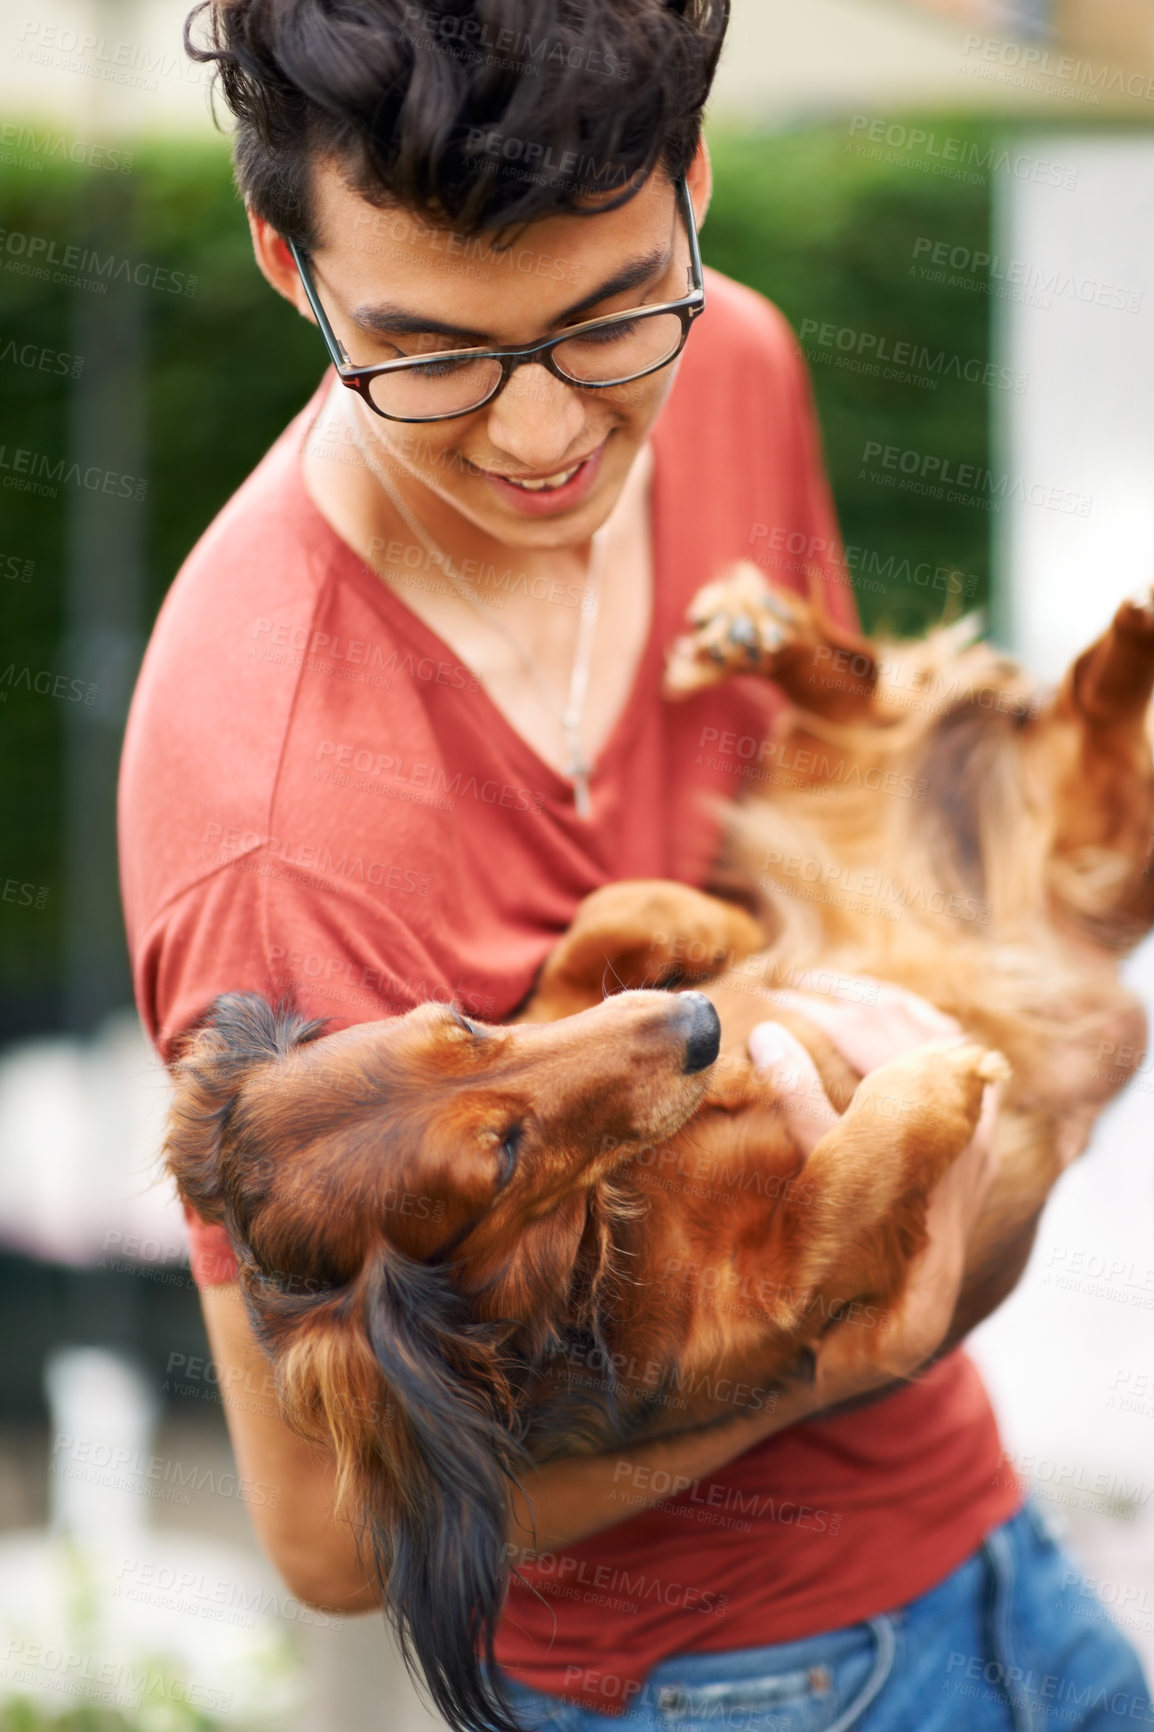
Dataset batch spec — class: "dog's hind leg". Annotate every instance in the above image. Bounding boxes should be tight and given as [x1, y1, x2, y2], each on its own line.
[777, 1040, 1009, 1329]
[1060, 590, 1154, 732]
[627, 1038, 1011, 1414]
[1047, 590, 1154, 939]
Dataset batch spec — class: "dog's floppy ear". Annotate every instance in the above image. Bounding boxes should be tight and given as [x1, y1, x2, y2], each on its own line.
[257, 1245, 529, 1732]
[164, 991, 326, 1223]
[363, 1246, 530, 1732]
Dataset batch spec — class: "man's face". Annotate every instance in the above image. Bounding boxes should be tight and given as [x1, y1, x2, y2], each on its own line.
[285, 155, 707, 550]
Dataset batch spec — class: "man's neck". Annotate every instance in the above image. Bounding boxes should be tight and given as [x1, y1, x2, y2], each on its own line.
[299, 379, 655, 776]
[302, 377, 649, 647]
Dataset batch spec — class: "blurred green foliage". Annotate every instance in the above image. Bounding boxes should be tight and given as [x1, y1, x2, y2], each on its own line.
[1, 159, 74, 1011]
[0, 143, 318, 1019]
[1, 120, 1012, 1018]
[705, 123, 995, 638]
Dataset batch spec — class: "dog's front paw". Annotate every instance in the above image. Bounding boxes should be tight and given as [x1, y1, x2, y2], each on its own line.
[663, 562, 881, 723]
[663, 562, 806, 698]
[557, 881, 763, 991]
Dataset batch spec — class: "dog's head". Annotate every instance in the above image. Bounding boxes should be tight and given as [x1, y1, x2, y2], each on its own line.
[167, 986, 719, 1301]
[165, 986, 718, 1732]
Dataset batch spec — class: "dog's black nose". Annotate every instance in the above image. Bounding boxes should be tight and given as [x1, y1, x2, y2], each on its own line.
[676, 991, 721, 1073]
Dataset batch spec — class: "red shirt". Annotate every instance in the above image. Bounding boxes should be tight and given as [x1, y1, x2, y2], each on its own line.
[119, 268, 1020, 1709]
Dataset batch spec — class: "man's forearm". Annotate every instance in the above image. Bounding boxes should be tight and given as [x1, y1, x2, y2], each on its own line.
[202, 1283, 822, 1606]
[201, 1283, 380, 1611]
[508, 1386, 819, 1555]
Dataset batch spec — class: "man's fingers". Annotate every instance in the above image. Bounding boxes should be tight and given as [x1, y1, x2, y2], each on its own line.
[971, 1076, 1003, 1182]
[761, 979, 963, 1076]
[768, 978, 961, 1038]
[930, 1074, 1004, 1239]
[877, 1072, 1006, 1379]
[748, 1021, 838, 1156]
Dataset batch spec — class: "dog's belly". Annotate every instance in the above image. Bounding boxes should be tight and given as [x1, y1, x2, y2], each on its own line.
[520, 878, 1148, 1435]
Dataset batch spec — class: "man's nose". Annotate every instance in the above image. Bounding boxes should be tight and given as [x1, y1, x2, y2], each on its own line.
[483, 362, 588, 469]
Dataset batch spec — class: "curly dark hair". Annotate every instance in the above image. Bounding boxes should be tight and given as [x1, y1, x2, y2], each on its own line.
[185, 0, 729, 250]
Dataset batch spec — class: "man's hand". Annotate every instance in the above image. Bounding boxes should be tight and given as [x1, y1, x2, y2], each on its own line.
[756, 974, 964, 1076]
[747, 980, 1003, 1404]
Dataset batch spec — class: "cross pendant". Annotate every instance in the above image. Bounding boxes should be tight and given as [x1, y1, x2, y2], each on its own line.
[565, 736, 593, 819]
[572, 771, 592, 820]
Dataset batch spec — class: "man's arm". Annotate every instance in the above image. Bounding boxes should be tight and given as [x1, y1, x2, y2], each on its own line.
[201, 1282, 379, 1611]
[202, 1280, 829, 1609]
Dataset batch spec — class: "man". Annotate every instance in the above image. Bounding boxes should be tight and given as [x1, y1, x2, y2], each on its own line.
[118, 1, 1148, 1725]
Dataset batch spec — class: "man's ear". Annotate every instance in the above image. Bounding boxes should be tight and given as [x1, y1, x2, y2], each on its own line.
[247, 207, 315, 321]
[686, 135, 712, 231]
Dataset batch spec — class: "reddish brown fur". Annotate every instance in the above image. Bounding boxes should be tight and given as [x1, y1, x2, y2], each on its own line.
[165, 987, 727, 1732]
[647, 567, 1154, 1350]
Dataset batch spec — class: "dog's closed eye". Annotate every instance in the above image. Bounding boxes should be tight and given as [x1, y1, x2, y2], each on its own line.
[496, 1125, 522, 1187]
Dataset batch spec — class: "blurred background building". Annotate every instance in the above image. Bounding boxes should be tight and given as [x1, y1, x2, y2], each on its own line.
[2, 0, 1153, 1724]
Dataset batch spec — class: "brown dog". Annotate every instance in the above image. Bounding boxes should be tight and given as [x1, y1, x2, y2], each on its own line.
[165, 572, 1154, 1732]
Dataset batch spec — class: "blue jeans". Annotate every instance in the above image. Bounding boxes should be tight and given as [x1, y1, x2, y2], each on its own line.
[495, 1502, 1152, 1731]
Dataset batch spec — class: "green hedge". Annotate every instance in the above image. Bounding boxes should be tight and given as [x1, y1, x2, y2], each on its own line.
[705, 123, 996, 638]
[0, 120, 1006, 1020]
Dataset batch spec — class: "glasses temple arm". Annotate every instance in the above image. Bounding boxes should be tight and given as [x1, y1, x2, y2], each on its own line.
[287, 238, 352, 367]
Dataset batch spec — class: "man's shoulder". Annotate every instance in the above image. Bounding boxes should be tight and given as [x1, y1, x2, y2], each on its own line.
[162, 382, 332, 631]
[119, 382, 337, 925]
[648, 265, 845, 623]
[692, 268, 803, 382]
[653, 269, 817, 517]
[659, 268, 809, 461]
[130, 380, 341, 721]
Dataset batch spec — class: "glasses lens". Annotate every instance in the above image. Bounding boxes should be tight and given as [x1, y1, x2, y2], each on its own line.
[367, 353, 504, 420]
[552, 312, 685, 386]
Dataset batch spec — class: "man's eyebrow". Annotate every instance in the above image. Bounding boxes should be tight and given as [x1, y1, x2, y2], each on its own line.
[350, 305, 490, 343]
[350, 244, 671, 345]
[557, 245, 670, 322]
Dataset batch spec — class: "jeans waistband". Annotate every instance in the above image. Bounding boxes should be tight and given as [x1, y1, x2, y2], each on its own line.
[643, 1616, 897, 1732]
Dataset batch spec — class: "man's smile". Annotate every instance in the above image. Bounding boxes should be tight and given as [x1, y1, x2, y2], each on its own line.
[463, 440, 610, 515]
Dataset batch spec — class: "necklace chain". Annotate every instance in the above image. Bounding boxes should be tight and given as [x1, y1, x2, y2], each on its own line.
[340, 388, 608, 819]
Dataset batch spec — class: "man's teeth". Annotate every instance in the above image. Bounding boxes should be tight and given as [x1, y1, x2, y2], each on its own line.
[504, 461, 583, 492]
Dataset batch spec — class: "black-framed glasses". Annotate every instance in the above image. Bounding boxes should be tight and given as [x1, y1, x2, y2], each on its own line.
[287, 176, 706, 423]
